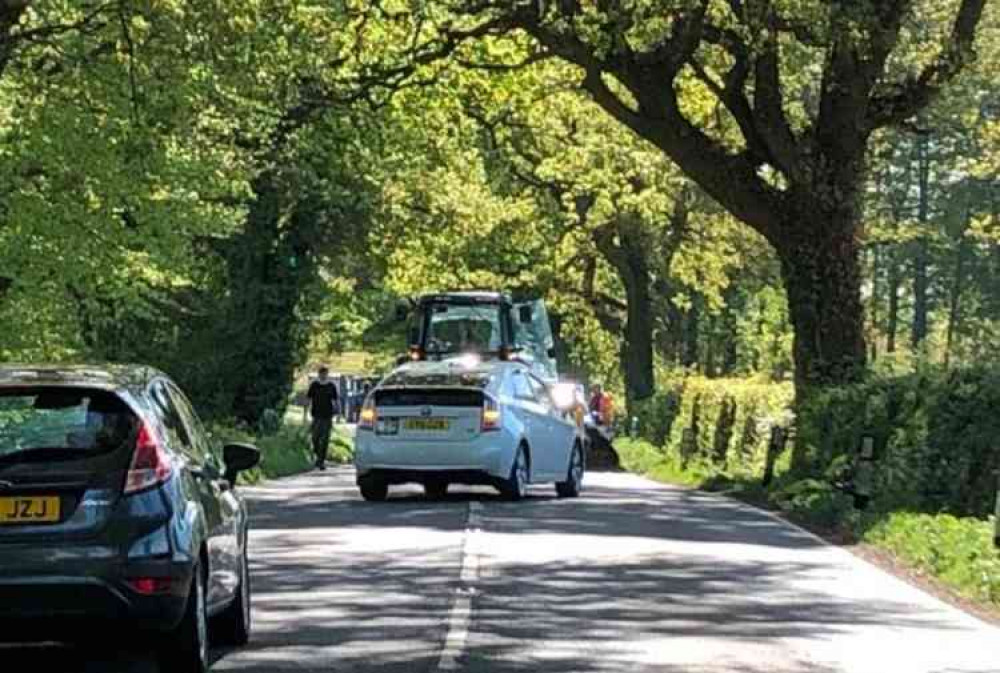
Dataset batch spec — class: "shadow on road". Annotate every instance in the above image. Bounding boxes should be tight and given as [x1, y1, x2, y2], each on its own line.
[3, 468, 993, 673]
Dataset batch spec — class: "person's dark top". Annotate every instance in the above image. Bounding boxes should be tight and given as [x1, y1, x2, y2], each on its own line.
[308, 379, 339, 420]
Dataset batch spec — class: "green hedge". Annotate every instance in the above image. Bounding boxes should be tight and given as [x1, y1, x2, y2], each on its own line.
[797, 366, 1000, 518]
[630, 367, 1000, 519]
[632, 376, 794, 482]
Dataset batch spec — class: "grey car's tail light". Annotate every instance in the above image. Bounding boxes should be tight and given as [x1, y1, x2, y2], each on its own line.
[125, 577, 175, 595]
[123, 424, 173, 494]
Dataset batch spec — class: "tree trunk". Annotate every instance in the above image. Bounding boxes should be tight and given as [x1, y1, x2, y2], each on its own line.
[912, 241, 930, 348]
[683, 298, 700, 370]
[653, 279, 683, 367]
[622, 266, 655, 401]
[0, 1, 30, 80]
[869, 246, 880, 362]
[887, 247, 901, 354]
[594, 218, 655, 403]
[912, 133, 931, 348]
[0, 276, 11, 304]
[620, 231, 655, 402]
[222, 172, 317, 425]
[776, 202, 866, 454]
[945, 230, 968, 367]
[721, 288, 739, 375]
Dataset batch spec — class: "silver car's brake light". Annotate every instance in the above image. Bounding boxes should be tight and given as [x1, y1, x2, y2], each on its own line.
[359, 396, 376, 431]
[481, 395, 501, 432]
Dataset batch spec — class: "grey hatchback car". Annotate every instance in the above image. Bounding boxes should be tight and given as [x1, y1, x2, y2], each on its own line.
[0, 365, 260, 672]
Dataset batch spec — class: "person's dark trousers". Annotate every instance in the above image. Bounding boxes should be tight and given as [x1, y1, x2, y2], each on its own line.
[311, 417, 333, 468]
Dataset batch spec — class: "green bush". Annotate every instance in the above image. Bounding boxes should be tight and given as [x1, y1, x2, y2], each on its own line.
[771, 479, 857, 529]
[864, 513, 1000, 606]
[616, 437, 709, 487]
[633, 376, 794, 483]
[798, 365, 1000, 518]
[211, 421, 353, 484]
[257, 408, 283, 436]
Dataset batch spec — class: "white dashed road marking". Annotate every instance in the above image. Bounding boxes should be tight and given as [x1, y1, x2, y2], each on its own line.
[437, 500, 484, 671]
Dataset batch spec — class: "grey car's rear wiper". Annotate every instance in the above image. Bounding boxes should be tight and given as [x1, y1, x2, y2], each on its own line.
[0, 447, 97, 468]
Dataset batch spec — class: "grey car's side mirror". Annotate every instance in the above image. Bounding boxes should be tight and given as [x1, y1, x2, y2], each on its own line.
[223, 442, 261, 484]
[518, 305, 533, 324]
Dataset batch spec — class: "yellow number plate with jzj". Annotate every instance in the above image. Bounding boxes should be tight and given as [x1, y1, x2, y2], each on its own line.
[405, 418, 450, 431]
[0, 496, 60, 524]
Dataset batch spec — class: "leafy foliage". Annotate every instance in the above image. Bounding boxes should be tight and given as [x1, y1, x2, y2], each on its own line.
[798, 364, 1000, 517]
[211, 419, 353, 485]
[630, 376, 795, 481]
[865, 512, 1000, 606]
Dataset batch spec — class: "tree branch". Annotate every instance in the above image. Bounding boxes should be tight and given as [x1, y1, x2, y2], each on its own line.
[455, 47, 553, 71]
[751, 27, 803, 182]
[868, 0, 987, 128]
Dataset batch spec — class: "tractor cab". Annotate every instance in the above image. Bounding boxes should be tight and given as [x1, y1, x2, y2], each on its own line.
[400, 291, 558, 382]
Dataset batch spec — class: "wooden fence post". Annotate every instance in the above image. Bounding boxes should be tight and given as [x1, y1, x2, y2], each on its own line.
[762, 426, 787, 488]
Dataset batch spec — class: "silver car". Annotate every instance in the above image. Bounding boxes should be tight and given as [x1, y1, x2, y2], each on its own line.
[354, 358, 584, 502]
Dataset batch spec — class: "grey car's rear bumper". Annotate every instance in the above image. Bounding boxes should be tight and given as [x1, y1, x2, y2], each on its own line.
[359, 468, 503, 488]
[0, 567, 193, 642]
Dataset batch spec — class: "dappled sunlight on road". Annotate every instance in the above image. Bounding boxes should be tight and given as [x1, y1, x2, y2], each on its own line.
[462, 472, 997, 673]
[3, 466, 996, 673]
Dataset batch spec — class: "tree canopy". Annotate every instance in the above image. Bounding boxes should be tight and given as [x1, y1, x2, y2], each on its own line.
[0, 0, 997, 427]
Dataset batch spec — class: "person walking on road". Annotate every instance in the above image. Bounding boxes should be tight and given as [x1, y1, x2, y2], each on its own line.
[307, 366, 339, 470]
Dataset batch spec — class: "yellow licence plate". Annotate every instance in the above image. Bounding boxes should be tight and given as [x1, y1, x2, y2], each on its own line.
[404, 418, 450, 431]
[0, 496, 61, 524]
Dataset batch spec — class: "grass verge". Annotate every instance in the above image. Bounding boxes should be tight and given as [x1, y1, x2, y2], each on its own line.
[617, 437, 1000, 616]
[211, 420, 353, 484]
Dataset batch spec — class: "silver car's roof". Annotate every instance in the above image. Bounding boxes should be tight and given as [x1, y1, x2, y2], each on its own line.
[381, 358, 519, 391]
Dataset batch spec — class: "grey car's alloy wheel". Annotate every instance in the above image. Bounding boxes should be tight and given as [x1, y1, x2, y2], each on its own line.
[213, 545, 252, 646]
[160, 563, 209, 673]
[500, 445, 529, 501]
[556, 445, 584, 498]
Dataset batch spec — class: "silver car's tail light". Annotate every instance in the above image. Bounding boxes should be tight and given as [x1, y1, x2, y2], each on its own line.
[359, 396, 376, 431]
[481, 395, 501, 432]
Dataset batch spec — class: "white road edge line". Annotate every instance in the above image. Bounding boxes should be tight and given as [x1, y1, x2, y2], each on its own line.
[437, 501, 484, 671]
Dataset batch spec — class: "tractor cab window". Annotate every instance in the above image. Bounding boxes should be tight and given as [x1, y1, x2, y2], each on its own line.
[424, 304, 503, 355]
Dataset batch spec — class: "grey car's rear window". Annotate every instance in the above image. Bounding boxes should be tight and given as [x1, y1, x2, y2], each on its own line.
[0, 387, 137, 456]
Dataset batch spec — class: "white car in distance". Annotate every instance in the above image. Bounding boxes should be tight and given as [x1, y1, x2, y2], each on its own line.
[354, 357, 584, 501]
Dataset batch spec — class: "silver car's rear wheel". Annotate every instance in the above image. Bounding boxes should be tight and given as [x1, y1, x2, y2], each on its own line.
[500, 445, 529, 501]
[556, 445, 584, 498]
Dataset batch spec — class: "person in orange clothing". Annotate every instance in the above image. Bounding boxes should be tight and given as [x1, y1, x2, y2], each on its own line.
[588, 383, 614, 427]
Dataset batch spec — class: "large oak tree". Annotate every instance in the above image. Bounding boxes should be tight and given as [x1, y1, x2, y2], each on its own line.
[438, 0, 988, 395]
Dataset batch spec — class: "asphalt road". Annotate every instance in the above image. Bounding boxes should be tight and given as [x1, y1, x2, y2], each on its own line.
[3, 467, 998, 672]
